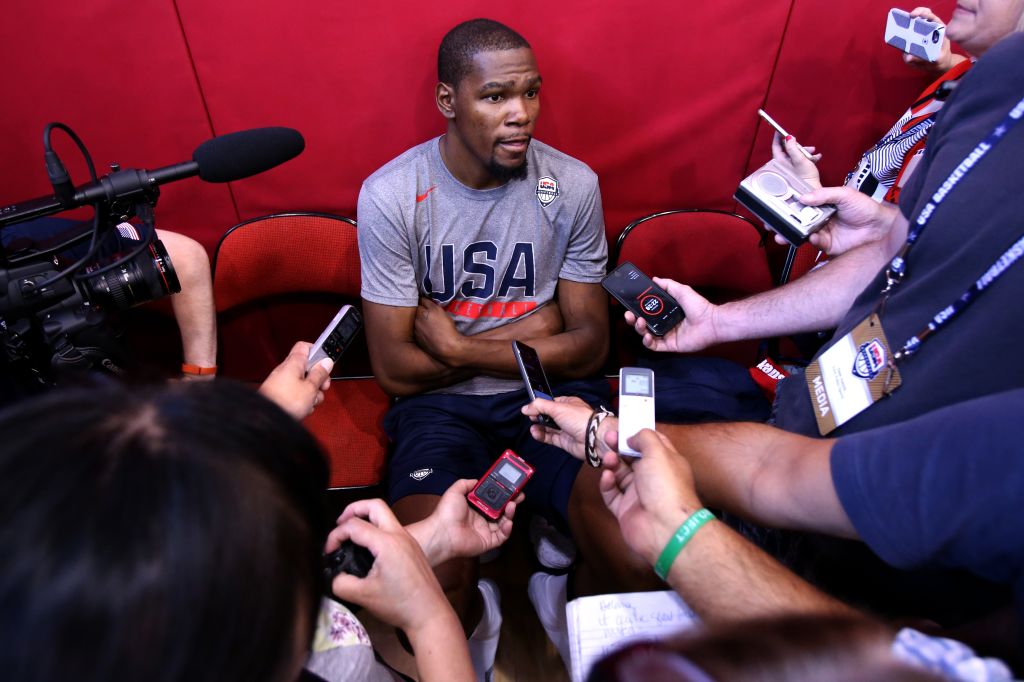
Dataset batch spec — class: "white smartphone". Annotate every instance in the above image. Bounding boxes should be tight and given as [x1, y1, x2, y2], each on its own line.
[306, 305, 362, 373]
[885, 8, 945, 63]
[618, 367, 655, 457]
[758, 109, 814, 161]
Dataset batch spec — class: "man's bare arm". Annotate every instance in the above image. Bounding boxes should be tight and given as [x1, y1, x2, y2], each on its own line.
[600, 430, 853, 622]
[658, 421, 856, 538]
[630, 194, 909, 353]
[525, 398, 856, 538]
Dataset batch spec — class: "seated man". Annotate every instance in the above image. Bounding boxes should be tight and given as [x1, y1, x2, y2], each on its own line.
[357, 18, 651, 678]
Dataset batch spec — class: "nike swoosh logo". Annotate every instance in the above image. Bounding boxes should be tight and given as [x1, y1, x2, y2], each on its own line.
[416, 186, 437, 203]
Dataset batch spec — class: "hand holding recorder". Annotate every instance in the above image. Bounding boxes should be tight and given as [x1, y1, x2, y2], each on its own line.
[468, 450, 534, 520]
[738, 110, 835, 246]
[798, 185, 906, 256]
[622, 277, 720, 354]
[599, 429, 706, 568]
[306, 304, 362, 373]
[603, 262, 685, 337]
[405, 479, 520, 562]
[259, 341, 334, 420]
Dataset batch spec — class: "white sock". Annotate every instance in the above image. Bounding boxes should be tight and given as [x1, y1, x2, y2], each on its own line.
[528, 572, 571, 671]
[529, 515, 577, 570]
[467, 578, 502, 681]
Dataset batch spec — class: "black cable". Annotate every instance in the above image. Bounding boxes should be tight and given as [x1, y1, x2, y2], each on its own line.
[28, 124, 108, 292]
[43, 122, 98, 182]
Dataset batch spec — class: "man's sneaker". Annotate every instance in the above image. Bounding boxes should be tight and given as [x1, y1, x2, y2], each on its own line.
[529, 515, 577, 570]
[528, 571, 571, 671]
[467, 578, 502, 682]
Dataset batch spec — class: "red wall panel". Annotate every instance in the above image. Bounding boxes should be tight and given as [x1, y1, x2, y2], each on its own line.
[175, 0, 795, 238]
[1, 0, 959, 253]
[0, 0, 239, 247]
[744, 0, 960, 192]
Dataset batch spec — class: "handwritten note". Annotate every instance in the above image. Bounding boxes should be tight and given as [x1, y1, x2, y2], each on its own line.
[566, 590, 699, 682]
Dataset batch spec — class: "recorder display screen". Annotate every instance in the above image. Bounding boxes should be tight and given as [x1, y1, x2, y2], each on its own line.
[337, 313, 361, 341]
[497, 461, 525, 486]
[623, 373, 651, 395]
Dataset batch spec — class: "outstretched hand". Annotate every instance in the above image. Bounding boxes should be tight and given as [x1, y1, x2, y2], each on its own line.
[394, 479, 520, 565]
[598, 429, 704, 566]
[259, 341, 333, 420]
[624, 277, 720, 353]
[523, 395, 616, 462]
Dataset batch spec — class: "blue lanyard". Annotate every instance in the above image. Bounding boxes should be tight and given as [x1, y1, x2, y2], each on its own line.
[879, 94, 1024, 360]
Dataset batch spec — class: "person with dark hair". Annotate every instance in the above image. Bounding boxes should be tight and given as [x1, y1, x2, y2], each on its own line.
[588, 614, 946, 682]
[357, 17, 644, 679]
[0, 366, 518, 682]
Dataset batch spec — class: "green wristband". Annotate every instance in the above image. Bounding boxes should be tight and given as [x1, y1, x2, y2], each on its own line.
[654, 508, 716, 581]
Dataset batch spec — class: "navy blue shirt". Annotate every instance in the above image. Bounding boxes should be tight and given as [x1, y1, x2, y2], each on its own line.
[775, 34, 1024, 437]
[832, 388, 1024, 614]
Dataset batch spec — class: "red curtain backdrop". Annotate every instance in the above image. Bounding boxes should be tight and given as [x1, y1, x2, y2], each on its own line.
[1, 0, 956, 249]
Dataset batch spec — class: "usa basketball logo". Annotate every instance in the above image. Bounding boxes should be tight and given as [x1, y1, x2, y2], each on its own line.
[410, 468, 433, 481]
[852, 338, 886, 380]
[536, 176, 560, 206]
[640, 294, 664, 315]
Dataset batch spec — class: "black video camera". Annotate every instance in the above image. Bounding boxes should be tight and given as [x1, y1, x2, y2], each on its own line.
[0, 209, 180, 394]
[0, 122, 304, 397]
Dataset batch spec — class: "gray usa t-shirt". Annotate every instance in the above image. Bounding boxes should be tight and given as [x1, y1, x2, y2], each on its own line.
[358, 136, 607, 395]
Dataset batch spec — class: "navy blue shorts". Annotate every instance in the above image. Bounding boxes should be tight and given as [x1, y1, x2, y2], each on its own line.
[2, 217, 136, 263]
[384, 378, 610, 529]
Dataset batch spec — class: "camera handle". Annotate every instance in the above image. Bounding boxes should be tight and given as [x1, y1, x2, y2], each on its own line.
[41, 298, 129, 378]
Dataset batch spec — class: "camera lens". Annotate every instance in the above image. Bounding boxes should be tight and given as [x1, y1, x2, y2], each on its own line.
[932, 30, 941, 43]
[80, 239, 181, 310]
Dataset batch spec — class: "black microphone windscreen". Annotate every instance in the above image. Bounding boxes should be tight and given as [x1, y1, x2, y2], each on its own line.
[193, 127, 305, 183]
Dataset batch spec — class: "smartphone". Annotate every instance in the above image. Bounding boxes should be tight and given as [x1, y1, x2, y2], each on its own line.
[618, 367, 655, 457]
[602, 262, 684, 337]
[758, 109, 814, 161]
[306, 305, 363, 373]
[884, 8, 945, 62]
[468, 449, 535, 520]
[512, 340, 559, 429]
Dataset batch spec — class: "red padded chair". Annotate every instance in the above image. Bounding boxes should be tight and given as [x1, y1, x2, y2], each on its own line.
[611, 209, 774, 368]
[213, 212, 388, 489]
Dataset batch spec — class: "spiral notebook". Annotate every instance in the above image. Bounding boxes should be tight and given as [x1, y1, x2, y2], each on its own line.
[566, 590, 699, 682]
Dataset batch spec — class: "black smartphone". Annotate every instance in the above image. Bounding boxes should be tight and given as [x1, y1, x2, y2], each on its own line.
[602, 262, 684, 337]
[306, 305, 362, 373]
[512, 340, 559, 429]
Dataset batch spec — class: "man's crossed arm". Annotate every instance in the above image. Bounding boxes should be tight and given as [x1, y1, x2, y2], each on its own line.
[364, 279, 608, 396]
